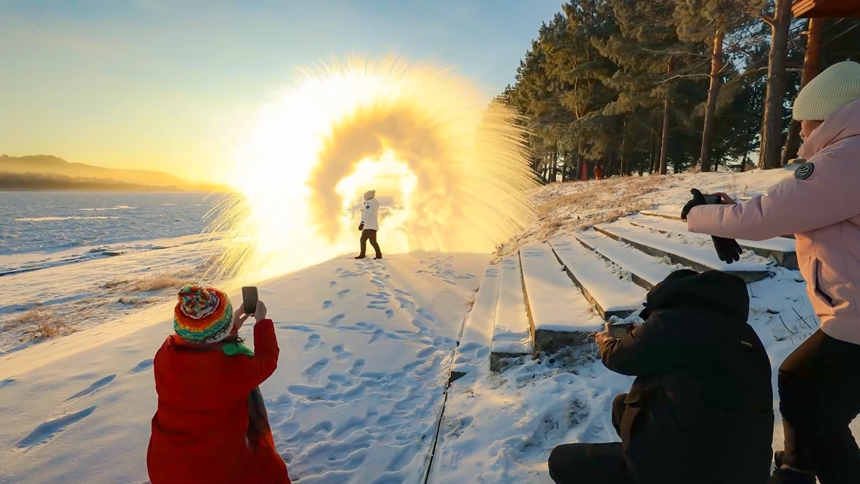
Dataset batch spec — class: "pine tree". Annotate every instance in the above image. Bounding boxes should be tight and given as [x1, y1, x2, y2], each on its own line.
[673, 0, 764, 172]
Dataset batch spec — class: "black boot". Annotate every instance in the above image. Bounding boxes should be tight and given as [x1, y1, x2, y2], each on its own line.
[770, 451, 816, 484]
[355, 255, 366, 260]
[374, 254, 383, 260]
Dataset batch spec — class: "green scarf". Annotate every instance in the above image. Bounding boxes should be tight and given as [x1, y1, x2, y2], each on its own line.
[222, 341, 254, 357]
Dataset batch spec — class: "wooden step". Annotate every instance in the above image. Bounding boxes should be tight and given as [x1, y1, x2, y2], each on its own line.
[519, 244, 604, 354]
[594, 221, 773, 283]
[641, 209, 795, 240]
[627, 214, 798, 269]
[490, 257, 532, 372]
[575, 230, 678, 290]
[451, 265, 499, 382]
[548, 237, 647, 320]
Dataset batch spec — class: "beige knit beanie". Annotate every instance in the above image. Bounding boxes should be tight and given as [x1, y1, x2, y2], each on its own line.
[793, 61, 860, 121]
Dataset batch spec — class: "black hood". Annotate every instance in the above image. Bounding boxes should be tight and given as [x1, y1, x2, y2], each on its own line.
[639, 270, 749, 323]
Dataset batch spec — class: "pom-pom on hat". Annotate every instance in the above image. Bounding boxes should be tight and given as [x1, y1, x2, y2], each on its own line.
[174, 285, 233, 344]
[793, 61, 860, 121]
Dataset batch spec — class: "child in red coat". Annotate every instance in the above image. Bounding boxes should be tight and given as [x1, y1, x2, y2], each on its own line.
[147, 285, 291, 484]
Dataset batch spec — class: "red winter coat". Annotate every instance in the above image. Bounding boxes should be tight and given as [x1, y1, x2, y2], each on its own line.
[147, 319, 290, 484]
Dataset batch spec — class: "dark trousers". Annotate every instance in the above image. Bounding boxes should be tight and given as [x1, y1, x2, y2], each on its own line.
[359, 229, 381, 257]
[548, 394, 634, 484]
[777, 329, 860, 484]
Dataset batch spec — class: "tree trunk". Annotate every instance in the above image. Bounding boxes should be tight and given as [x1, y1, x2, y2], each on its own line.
[660, 58, 673, 175]
[760, 0, 793, 170]
[782, 121, 802, 165]
[650, 132, 658, 174]
[620, 117, 629, 176]
[782, 17, 823, 165]
[700, 26, 725, 173]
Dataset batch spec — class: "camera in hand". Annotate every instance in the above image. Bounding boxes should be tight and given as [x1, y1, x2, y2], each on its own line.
[242, 286, 258, 315]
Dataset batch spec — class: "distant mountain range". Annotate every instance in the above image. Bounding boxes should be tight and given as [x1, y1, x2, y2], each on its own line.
[0, 155, 231, 192]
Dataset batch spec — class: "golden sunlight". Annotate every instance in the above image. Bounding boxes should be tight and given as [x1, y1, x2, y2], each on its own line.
[210, 56, 537, 281]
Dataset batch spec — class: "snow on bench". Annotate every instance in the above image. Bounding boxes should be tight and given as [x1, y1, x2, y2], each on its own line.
[626, 214, 797, 269]
[490, 257, 532, 370]
[451, 265, 499, 381]
[519, 244, 604, 352]
[640, 208, 684, 221]
[594, 221, 773, 283]
[575, 230, 678, 289]
[549, 237, 646, 320]
[641, 208, 795, 240]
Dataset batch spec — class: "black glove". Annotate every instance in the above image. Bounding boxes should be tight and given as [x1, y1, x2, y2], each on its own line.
[358, 223, 364, 231]
[682, 189, 743, 264]
[681, 188, 707, 220]
[712, 236, 742, 264]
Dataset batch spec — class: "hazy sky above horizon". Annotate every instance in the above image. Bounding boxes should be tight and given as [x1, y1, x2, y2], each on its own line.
[1, 0, 562, 184]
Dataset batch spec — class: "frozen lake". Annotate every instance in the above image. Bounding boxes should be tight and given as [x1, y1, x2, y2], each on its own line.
[0, 191, 223, 256]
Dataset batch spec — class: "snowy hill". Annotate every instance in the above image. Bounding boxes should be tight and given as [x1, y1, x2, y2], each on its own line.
[0, 166, 848, 483]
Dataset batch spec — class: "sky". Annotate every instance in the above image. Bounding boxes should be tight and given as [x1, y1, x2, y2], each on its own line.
[0, 0, 563, 184]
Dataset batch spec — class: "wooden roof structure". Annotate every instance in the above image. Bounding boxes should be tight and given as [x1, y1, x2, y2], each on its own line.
[792, 0, 860, 18]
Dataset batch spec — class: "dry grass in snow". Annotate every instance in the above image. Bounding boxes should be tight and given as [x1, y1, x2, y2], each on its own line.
[6, 306, 73, 340]
[497, 167, 796, 259]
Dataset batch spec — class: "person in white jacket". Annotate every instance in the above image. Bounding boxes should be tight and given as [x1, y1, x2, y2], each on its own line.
[356, 190, 382, 260]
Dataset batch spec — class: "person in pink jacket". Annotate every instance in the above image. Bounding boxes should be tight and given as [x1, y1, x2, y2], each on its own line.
[683, 61, 860, 484]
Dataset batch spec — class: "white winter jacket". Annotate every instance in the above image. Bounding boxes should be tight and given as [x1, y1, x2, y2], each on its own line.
[361, 198, 380, 231]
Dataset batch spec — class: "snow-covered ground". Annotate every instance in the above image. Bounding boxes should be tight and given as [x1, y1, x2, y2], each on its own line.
[0, 252, 487, 483]
[1, 166, 853, 483]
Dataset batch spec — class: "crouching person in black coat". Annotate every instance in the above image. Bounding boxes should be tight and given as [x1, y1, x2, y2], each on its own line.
[548, 269, 774, 484]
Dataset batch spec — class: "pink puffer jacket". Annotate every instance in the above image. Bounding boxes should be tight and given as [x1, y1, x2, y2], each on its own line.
[687, 98, 860, 344]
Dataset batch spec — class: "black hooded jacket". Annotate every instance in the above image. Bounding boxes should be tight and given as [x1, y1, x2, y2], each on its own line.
[600, 270, 774, 484]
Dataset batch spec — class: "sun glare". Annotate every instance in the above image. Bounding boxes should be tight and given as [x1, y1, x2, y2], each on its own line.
[210, 56, 537, 282]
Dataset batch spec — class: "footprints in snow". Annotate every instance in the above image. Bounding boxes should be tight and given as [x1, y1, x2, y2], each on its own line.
[129, 358, 154, 374]
[332, 344, 352, 362]
[348, 359, 366, 376]
[368, 328, 385, 344]
[416, 257, 474, 287]
[304, 333, 322, 352]
[328, 314, 346, 326]
[396, 296, 412, 309]
[416, 307, 436, 322]
[15, 406, 97, 452]
[303, 358, 330, 383]
[64, 375, 116, 402]
[15, 356, 151, 452]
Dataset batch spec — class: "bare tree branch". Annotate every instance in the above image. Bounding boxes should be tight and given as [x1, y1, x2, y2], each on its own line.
[659, 73, 712, 84]
[758, 13, 776, 29]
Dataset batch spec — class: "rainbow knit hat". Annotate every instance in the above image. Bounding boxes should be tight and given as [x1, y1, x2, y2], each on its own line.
[174, 285, 233, 344]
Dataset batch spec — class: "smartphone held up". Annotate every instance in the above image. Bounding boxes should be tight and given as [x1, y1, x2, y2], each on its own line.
[242, 286, 258, 316]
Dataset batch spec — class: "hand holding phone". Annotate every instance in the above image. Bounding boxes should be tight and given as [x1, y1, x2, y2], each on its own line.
[608, 323, 634, 339]
[242, 286, 258, 316]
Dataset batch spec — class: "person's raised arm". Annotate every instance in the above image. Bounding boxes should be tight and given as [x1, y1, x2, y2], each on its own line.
[599, 316, 694, 376]
[687, 157, 860, 240]
[224, 301, 279, 396]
